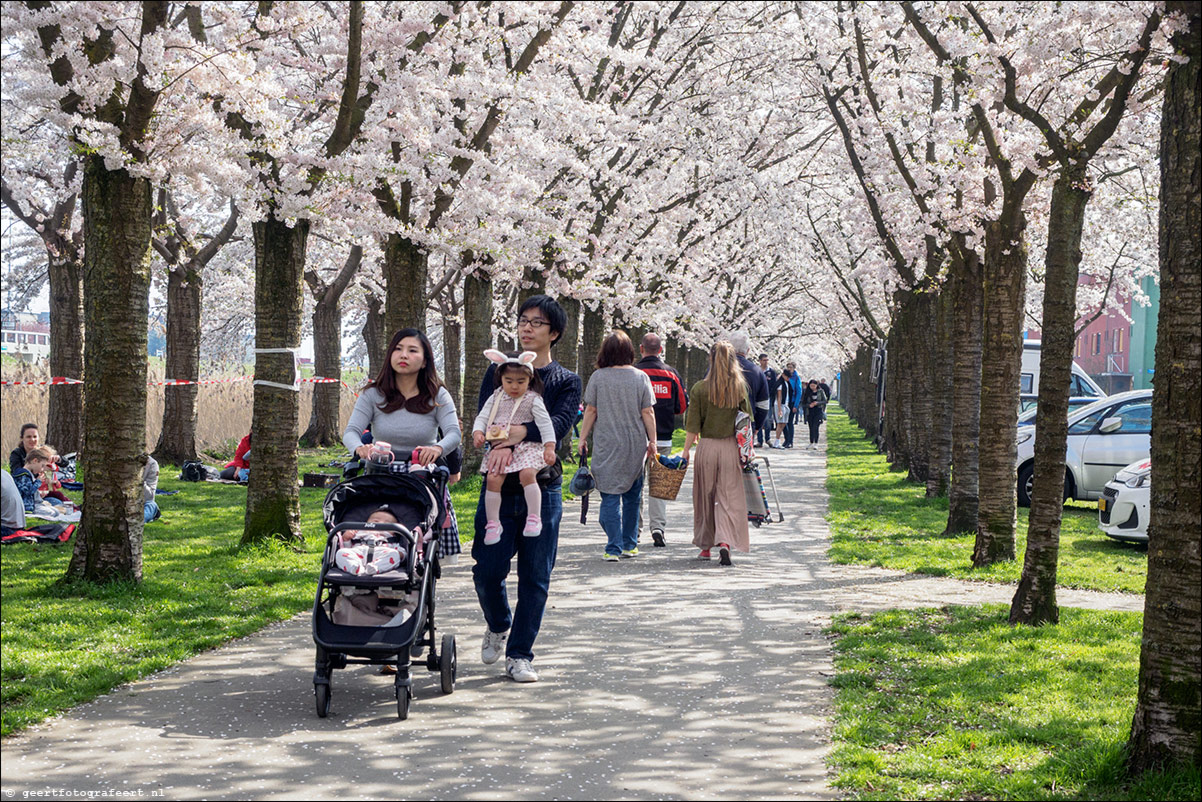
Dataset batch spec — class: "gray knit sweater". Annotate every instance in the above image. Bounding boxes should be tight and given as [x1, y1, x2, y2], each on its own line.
[343, 386, 461, 457]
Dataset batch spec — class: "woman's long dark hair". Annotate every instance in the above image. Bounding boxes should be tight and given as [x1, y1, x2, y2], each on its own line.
[368, 328, 444, 414]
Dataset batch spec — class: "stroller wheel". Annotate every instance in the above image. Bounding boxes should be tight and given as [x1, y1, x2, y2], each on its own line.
[396, 686, 411, 720]
[440, 634, 457, 694]
[315, 683, 331, 718]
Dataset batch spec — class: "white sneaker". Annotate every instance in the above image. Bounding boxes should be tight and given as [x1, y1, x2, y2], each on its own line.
[506, 657, 539, 682]
[481, 629, 508, 665]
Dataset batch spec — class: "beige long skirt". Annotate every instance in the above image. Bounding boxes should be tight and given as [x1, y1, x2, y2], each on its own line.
[691, 436, 750, 552]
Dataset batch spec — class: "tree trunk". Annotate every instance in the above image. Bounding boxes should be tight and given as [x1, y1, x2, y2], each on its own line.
[557, 295, 580, 375]
[664, 337, 680, 373]
[300, 296, 342, 447]
[578, 303, 606, 394]
[65, 158, 152, 583]
[927, 283, 953, 497]
[946, 243, 983, 535]
[462, 268, 493, 475]
[906, 290, 935, 484]
[153, 262, 202, 463]
[443, 310, 462, 412]
[1127, 0, 1202, 771]
[383, 233, 428, 334]
[973, 197, 1033, 567]
[363, 290, 385, 380]
[46, 248, 85, 454]
[242, 217, 308, 545]
[1011, 168, 1090, 624]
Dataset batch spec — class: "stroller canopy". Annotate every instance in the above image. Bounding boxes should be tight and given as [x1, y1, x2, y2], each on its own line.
[323, 472, 442, 535]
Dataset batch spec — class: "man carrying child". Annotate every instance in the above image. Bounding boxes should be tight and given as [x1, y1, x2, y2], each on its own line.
[472, 295, 582, 683]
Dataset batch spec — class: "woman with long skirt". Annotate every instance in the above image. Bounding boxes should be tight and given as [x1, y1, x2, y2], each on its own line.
[681, 341, 751, 566]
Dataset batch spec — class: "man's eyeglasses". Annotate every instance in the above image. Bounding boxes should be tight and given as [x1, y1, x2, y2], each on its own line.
[517, 316, 550, 330]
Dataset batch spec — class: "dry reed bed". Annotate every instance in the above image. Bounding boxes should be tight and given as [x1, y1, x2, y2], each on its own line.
[1, 361, 357, 457]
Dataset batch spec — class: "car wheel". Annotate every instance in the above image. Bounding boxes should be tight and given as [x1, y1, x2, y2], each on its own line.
[1017, 462, 1034, 507]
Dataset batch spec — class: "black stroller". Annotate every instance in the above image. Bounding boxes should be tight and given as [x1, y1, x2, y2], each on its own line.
[312, 468, 457, 719]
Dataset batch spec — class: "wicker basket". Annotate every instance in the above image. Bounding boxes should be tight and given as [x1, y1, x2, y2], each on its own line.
[648, 457, 688, 500]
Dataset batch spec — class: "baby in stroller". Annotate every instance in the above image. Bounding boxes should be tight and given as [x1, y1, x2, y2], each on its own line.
[334, 505, 406, 577]
[314, 470, 457, 718]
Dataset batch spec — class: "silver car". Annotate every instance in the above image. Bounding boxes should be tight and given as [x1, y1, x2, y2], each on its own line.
[1099, 458, 1150, 543]
[1015, 389, 1152, 507]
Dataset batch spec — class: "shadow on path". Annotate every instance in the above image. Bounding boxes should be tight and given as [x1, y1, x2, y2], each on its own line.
[0, 439, 1140, 800]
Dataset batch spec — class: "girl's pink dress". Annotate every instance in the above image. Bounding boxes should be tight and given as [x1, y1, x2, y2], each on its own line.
[484, 391, 547, 474]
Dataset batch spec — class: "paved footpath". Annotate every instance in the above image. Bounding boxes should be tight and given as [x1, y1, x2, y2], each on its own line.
[0, 440, 1141, 801]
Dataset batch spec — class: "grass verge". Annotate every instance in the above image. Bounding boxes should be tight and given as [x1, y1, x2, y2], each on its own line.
[1, 448, 480, 736]
[825, 406, 1148, 593]
[827, 605, 1200, 801]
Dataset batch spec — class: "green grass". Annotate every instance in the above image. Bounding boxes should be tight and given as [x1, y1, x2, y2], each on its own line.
[825, 406, 1148, 593]
[1, 448, 481, 736]
[827, 605, 1200, 801]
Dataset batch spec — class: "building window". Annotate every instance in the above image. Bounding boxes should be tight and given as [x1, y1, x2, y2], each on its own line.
[1113, 328, 1124, 353]
[1094, 333, 1102, 355]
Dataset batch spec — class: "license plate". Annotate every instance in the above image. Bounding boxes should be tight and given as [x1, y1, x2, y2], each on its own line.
[1098, 498, 1107, 512]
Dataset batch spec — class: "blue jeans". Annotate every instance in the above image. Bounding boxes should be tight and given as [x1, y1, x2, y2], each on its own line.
[472, 481, 563, 662]
[599, 475, 643, 555]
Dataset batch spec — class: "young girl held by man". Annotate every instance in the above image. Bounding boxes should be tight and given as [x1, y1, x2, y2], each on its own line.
[471, 350, 557, 544]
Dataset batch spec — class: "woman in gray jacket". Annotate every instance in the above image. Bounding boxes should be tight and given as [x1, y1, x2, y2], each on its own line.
[343, 328, 462, 557]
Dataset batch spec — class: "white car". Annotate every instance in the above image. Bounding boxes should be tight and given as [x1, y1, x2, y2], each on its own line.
[1015, 389, 1152, 507]
[1098, 458, 1150, 543]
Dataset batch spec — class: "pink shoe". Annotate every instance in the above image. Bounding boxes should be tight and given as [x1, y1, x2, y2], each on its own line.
[522, 514, 542, 537]
[483, 520, 502, 545]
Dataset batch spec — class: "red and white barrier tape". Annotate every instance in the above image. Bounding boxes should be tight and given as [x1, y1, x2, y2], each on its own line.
[1, 376, 84, 386]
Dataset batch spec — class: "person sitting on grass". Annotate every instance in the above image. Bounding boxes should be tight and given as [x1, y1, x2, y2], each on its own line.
[12, 446, 64, 513]
[142, 456, 162, 523]
[219, 433, 251, 482]
[9, 423, 72, 503]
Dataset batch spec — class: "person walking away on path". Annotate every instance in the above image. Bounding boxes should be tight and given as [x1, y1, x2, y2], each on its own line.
[818, 378, 832, 406]
[681, 341, 752, 567]
[757, 354, 779, 448]
[801, 379, 828, 449]
[472, 349, 557, 544]
[636, 332, 688, 547]
[472, 295, 582, 684]
[343, 327, 463, 559]
[728, 331, 770, 438]
[579, 331, 657, 561]
[782, 362, 803, 449]
[771, 363, 792, 449]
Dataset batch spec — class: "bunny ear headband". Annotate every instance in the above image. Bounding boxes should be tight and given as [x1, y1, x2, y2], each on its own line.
[484, 349, 537, 366]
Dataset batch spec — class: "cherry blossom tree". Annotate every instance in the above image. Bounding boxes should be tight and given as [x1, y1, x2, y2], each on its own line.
[2, 0, 248, 582]
[1127, 0, 1201, 773]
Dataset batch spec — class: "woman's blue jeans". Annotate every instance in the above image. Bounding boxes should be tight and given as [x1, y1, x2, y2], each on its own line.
[599, 475, 644, 555]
